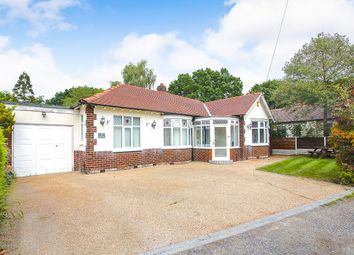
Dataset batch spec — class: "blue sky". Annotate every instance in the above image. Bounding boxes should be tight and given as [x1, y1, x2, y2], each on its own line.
[0, 0, 353, 98]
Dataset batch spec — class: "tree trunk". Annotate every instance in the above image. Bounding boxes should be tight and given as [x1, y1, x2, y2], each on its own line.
[323, 105, 329, 137]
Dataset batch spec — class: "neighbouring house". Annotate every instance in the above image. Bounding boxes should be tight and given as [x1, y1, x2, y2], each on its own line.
[271, 105, 333, 138]
[4, 84, 273, 177]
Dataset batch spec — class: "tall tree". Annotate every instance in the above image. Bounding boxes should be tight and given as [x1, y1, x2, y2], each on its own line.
[249, 80, 282, 109]
[168, 68, 243, 102]
[12, 72, 35, 102]
[122, 59, 156, 89]
[47, 86, 104, 106]
[274, 33, 354, 136]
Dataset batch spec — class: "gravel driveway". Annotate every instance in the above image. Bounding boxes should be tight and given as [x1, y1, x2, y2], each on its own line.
[2, 156, 347, 255]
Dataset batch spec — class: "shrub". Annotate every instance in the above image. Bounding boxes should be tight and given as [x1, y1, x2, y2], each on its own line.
[0, 129, 13, 224]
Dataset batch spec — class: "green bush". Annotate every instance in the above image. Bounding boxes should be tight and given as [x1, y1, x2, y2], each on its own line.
[0, 129, 13, 224]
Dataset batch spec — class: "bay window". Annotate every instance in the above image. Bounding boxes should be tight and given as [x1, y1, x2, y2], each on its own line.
[164, 118, 192, 147]
[251, 120, 268, 144]
[113, 115, 140, 149]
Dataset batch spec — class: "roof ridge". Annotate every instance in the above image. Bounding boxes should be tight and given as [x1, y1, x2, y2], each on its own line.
[82, 84, 122, 102]
[205, 92, 261, 104]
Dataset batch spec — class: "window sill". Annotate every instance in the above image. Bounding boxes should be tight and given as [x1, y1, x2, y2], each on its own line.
[113, 148, 143, 152]
[192, 146, 211, 149]
[250, 144, 269, 146]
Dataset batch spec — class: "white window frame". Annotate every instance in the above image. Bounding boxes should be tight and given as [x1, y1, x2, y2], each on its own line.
[230, 120, 240, 148]
[251, 120, 269, 145]
[113, 115, 141, 151]
[193, 120, 211, 148]
[80, 114, 85, 144]
[163, 118, 192, 149]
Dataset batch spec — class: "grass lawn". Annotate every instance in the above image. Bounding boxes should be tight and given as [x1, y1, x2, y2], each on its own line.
[258, 156, 342, 183]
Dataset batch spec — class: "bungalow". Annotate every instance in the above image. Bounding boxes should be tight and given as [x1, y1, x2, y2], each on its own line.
[5, 84, 273, 177]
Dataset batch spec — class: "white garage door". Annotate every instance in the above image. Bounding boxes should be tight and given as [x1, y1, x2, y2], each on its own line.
[13, 125, 73, 177]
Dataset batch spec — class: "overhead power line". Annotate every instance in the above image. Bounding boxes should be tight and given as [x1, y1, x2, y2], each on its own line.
[266, 0, 289, 81]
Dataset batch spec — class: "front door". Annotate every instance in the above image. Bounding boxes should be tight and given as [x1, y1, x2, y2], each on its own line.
[213, 126, 229, 160]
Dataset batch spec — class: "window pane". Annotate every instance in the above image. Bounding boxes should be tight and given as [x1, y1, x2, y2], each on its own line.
[202, 126, 210, 147]
[133, 127, 140, 147]
[260, 128, 265, 143]
[260, 122, 264, 127]
[182, 119, 187, 127]
[133, 117, 140, 126]
[194, 127, 201, 146]
[80, 123, 84, 141]
[193, 121, 201, 125]
[265, 128, 268, 143]
[252, 129, 258, 144]
[230, 126, 235, 147]
[124, 128, 131, 146]
[113, 127, 122, 148]
[182, 128, 187, 146]
[164, 128, 171, 146]
[187, 128, 191, 145]
[252, 121, 258, 128]
[124, 117, 131, 126]
[202, 120, 210, 125]
[173, 127, 181, 146]
[113, 116, 122, 125]
[164, 119, 171, 127]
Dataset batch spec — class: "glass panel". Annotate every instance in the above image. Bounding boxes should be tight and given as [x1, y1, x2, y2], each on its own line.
[252, 129, 258, 144]
[187, 128, 191, 145]
[235, 126, 239, 146]
[113, 127, 122, 148]
[230, 126, 235, 147]
[80, 123, 84, 141]
[164, 119, 171, 127]
[260, 122, 264, 127]
[252, 121, 258, 128]
[193, 121, 201, 125]
[182, 128, 187, 146]
[260, 128, 265, 143]
[194, 127, 201, 146]
[164, 128, 171, 146]
[182, 119, 187, 127]
[265, 129, 268, 143]
[173, 127, 181, 146]
[133, 117, 140, 126]
[202, 126, 210, 147]
[202, 120, 210, 125]
[113, 115, 122, 125]
[215, 149, 227, 158]
[215, 127, 226, 147]
[133, 127, 140, 147]
[124, 128, 131, 147]
[124, 117, 131, 126]
[213, 119, 227, 124]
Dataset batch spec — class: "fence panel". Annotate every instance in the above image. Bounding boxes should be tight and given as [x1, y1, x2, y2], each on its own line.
[297, 137, 325, 149]
[271, 137, 295, 150]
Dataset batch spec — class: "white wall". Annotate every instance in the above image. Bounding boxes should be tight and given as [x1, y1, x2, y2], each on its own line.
[93, 106, 165, 152]
[7, 104, 81, 150]
[244, 98, 270, 146]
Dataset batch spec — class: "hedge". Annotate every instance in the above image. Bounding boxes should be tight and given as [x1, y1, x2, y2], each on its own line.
[0, 129, 11, 224]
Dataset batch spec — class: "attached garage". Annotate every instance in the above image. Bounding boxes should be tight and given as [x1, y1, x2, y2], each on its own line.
[13, 125, 73, 177]
[4, 102, 80, 177]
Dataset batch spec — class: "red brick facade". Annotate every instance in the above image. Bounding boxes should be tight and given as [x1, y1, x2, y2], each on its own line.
[243, 146, 269, 159]
[192, 148, 211, 162]
[6, 132, 12, 166]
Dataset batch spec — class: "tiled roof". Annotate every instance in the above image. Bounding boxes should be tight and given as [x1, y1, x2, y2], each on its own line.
[271, 105, 332, 123]
[205, 93, 261, 116]
[81, 84, 209, 116]
[81, 84, 262, 117]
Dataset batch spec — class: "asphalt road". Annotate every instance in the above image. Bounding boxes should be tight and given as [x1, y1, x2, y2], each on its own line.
[178, 198, 354, 255]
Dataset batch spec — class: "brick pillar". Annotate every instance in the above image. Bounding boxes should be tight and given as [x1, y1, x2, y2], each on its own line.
[239, 116, 246, 160]
[6, 131, 13, 166]
[85, 105, 97, 172]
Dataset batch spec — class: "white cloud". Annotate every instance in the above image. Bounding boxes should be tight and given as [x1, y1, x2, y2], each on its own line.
[1, 0, 353, 98]
[0, 40, 83, 97]
[0, 0, 83, 36]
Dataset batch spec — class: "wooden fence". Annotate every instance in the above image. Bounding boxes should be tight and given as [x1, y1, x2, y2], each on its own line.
[271, 137, 327, 155]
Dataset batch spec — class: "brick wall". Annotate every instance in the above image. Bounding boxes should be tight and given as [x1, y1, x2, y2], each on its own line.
[244, 145, 269, 159]
[6, 132, 12, 166]
[230, 148, 242, 161]
[78, 148, 192, 173]
[192, 148, 211, 162]
[74, 150, 86, 172]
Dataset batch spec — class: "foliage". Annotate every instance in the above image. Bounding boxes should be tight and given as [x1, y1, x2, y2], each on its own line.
[122, 59, 156, 89]
[169, 68, 243, 102]
[0, 129, 14, 225]
[47, 86, 104, 106]
[258, 156, 342, 183]
[291, 124, 302, 137]
[0, 91, 16, 102]
[329, 84, 354, 185]
[270, 124, 287, 138]
[275, 33, 353, 136]
[12, 72, 36, 103]
[0, 103, 15, 138]
[110, 81, 122, 87]
[249, 80, 282, 109]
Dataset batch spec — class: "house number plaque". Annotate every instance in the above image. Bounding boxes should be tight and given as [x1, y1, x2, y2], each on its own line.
[98, 133, 105, 139]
